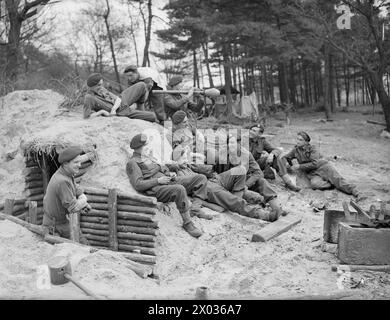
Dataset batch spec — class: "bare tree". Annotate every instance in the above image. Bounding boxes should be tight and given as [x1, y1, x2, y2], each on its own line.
[2, 0, 51, 80]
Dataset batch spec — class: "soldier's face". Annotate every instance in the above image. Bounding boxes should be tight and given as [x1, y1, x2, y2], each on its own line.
[249, 127, 260, 139]
[296, 135, 306, 147]
[65, 156, 82, 175]
[127, 71, 139, 84]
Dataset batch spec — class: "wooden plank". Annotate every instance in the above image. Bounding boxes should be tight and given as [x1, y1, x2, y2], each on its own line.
[25, 173, 43, 183]
[331, 264, 390, 273]
[23, 167, 42, 176]
[117, 232, 155, 242]
[4, 199, 14, 215]
[28, 194, 44, 201]
[116, 204, 157, 215]
[117, 198, 156, 208]
[84, 187, 157, 205]
[90, 203, 109, 210]
[69, 212, 80, 243]
[27, 201, 38, 225]
[251, 216, 302, 242]
[117, 211, 155, 222]
[85, 195, 108, 203]
[116, 238, 155, 248]
[26, 187, 44, 197]
[108, 189, 118, 251]
[119, 252, 156, 265]
[80, 216, 109, 224]
[26, 180, 44, 189]
[80, 222, 109, 230]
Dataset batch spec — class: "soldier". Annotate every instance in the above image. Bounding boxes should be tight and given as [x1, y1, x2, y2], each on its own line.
[123, 65, 167, 123]
[224, 135, 287, 218]
[83, 73, 157, 123]
[126, 133, 210, 238]
[248, 123, 300, 192]
[42, 147, 90, 243]
[281, 131, 361, 197]
[163, 75, 204, 120]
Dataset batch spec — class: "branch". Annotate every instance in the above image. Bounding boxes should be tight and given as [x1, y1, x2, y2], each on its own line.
[20, 0, 50, 21]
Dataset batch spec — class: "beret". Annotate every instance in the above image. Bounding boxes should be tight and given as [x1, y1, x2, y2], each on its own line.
[58, 147, 83, 164]
[87, 73, 102, 88]
[130, 133, 148, 149]
[168, 75, 183, 87]
[171, 110, 187, 125]
[124, 65, 138, 74]
[298, 131, 311, 142]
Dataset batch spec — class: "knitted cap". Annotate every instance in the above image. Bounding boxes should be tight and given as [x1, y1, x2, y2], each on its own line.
[171, 110, 187, 125]
[298, 131, 311, 142]
[130, 133, 148, 149]
[87, 73, 102, 87]
[58, 147, 83, 164]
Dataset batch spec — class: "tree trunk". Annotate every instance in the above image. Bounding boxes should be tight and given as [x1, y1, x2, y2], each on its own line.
[222, 45, 233, 120]
[343, 56, 350, 108]
[335, 64, 341, 107]
[104, 0, 121, 91]
[193, 49, 200, 88]
[323, 45, 333, 119]
[142, 0, 153, 67]
[201, 42, 214, 87]
[369, 72, 390, 132]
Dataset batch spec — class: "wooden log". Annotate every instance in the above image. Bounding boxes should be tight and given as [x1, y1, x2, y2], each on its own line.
[70, 212, 80, 243]
[84, 187, 157, 206]
[27, 201, 38, 225]
[108, 189, 118, 251]
[13, 199, 27, 206]
[117, 204, 157, 215]
[84, 234, 109, 243]
[80, 222, 108, 230]
[0, 212, 46, 236]
[12, 203, 27, 212]
[117, 232, 155, 242]
[28, 194, 44, 201]
[367, 120, 386, 126]
[117, 244, 156, 256]
[0, 203, 4, 212]
[117, 225, 157, 236]
[331, 264, 390, 273]
[41, 156, 50, 193]
[25, 174, 43, 183]
[118, 251, 156, 264]
[80, 216, 109, 224]
[201, 201, 225, 213]
[87, 239, 109, 247]
[12, 207, 27, 216]
[26, 187, 44, 197]
[81, 228, 109, 236]
[117, 219, 158, 229]
[26, 180, 44, 189]
[117, 238, 155, 248]
[83, 209, 108, 218]
[117, 198, 156, 208]
[117, 211, 155, 222]
[85, 195, 108, 203]
[251, 216, 302, 242]
[25, 160, 39, 168]
[4, 199, 14, 215]
[15, 211, 28, 220]
[89, 203, 109, 210]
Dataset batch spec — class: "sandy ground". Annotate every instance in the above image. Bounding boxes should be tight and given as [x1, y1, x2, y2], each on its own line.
[0, 90, 389, 299]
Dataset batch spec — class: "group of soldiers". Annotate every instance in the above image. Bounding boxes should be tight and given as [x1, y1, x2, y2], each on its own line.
[41, 65, 362, 240]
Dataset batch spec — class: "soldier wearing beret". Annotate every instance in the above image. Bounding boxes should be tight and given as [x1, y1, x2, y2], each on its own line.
[163, 75, 204, 120]
[83, 72, 157, 123]
[281, 131, 361, 197]
[126, 134, 210, 238]
[248, 124, 300, 192]
[42, 147, 91, 243]
[124, 65, 167, 123]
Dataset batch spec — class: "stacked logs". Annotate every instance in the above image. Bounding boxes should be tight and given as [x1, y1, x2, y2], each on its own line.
[24, 157, 44, 224]
[1, 199, 39, 224]
[81, 187, 159, 265]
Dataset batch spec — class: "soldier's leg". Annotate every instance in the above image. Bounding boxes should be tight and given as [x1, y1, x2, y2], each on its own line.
[276, 154, 300, 191]
[309, 174, 332, 190]
[216, 165, 247, 197]
[124, 109, 158, 123]
[153, 184, 203, 237]
[315, 164, 357, 195]
[55, 222, 71, 239]
[120, 82, 148, 106]
[206, 182, 276, 221]
[149, 92, 167, 122]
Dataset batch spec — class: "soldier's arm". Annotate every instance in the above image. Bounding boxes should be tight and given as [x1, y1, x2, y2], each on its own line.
[281, 148, 296, 165]
[163, 94, 189, 110]
[245, 154, 264, 188]
[263, 138, 280, 156]
[126, 160, 159, 192]
[57, 181, 85, 214]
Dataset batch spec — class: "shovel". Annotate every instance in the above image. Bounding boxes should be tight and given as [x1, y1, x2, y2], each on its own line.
[48, 256, 102, 300]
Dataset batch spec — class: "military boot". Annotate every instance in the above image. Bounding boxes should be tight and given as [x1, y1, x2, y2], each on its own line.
[252, 207, 279, 222]
[190, 198, 213, 220]
[181, 210, 203, 238]
[268, 198, 285, 217]
[282, 174, 301, 192]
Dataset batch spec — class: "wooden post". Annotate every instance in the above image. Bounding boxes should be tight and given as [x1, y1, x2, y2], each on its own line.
[108, 188, 118, 251]
[70, 212, 80, 243]
[4, 199, 15, 215]
[27, 201, 38, 224]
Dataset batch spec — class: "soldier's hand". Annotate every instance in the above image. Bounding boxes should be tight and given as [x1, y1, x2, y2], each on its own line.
[291, 164, 300, 172]
[158, 176, 171, 185]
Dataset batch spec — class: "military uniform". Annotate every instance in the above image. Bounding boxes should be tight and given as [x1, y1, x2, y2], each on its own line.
[126, 151, 208, 215]
[83, 83, 157, 123]
[282, 143, 358, 194]
[164, 92, 204, 120]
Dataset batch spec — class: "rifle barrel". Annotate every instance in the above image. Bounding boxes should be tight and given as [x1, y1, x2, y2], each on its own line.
[152, 90, 204, 95]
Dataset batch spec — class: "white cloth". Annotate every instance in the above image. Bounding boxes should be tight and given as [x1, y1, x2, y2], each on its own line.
[137, 67, 167, 90]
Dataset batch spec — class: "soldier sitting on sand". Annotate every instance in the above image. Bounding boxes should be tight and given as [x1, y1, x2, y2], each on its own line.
[83, 73, 157, 123]
[281, 131, 362, 198]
